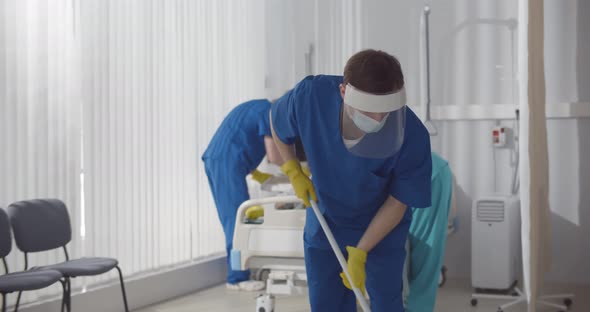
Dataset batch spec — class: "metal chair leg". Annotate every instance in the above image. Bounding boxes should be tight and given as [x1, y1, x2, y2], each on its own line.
[13, 291, 21, 312]
[115, 266, 129, 312]
[2, 293, 6, 312]
[65, 278, 71, 312]
[60, 280, 67, 312]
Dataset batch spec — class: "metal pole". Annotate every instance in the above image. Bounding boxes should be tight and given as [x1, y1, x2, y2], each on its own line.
[309, 200, 371, 312]
[422, 5, 438, 135]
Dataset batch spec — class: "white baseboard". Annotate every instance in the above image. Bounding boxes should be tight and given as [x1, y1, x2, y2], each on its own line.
[18, 255, 227, 312]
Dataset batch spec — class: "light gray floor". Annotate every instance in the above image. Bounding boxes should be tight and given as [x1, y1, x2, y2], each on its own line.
[136, 279, 589, 312]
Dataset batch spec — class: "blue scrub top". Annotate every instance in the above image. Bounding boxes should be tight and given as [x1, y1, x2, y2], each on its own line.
[271, 75, 432, 249]
[202, 99, 272, 173]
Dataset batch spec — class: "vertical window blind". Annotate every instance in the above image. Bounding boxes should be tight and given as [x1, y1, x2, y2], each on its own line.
[0, 0, 82, 303]
[1, 0, 266, 305]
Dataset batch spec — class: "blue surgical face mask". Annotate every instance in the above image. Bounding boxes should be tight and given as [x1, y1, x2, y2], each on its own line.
[350, 109, 389, 133]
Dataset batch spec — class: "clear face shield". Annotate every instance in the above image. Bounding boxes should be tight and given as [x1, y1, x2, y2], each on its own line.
[341, 84, 407, 159]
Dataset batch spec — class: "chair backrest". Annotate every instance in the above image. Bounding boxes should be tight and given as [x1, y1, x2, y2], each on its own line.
[7, 199, 71, 253]
[0, 208, 12, 258]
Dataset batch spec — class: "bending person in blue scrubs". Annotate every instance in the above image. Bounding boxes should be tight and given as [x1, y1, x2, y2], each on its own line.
[202, 99, 281, 291]
[271, 50, 432, 312]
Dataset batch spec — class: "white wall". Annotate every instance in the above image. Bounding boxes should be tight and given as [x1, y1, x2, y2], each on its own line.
[577, 0, 590, 102]
[433, 0, 590, 284]
[393, 0, 590, 285]
[439, 118, 590, 285]
[264, 0, 315, 99]
[268, 0, 590, 285]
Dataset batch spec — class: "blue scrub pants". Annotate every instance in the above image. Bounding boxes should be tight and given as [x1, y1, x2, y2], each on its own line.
[304, 220, 410, 312]
[204, 159, 251, 284]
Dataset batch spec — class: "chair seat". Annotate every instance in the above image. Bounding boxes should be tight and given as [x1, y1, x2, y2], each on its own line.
[0, 269, 62, 293]
[40, 257, 118, 277]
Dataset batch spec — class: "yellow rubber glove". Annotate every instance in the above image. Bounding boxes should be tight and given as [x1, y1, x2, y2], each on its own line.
[245, 205, 264, 220]
[301, 164, 311, 178]
[251, 169, 273, 184]
[281, 159, 317, 207]
[340, 246, 367, 296]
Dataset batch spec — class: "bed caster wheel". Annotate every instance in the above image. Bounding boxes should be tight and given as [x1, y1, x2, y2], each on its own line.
[255, 268, 271, 281]
[564, 298, 572, 307]
[470, 298, 477, 306]
[256, 294, 275, 312]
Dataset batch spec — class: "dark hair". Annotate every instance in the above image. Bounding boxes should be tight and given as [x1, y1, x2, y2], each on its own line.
[343, 49, 404, 94]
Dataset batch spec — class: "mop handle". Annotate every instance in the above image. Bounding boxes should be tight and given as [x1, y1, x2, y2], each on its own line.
[309, 200, 371, 312]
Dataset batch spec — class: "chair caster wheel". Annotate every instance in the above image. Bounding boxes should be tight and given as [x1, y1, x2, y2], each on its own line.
[564, 298, 572, 307]
[470, 298, 477, 306]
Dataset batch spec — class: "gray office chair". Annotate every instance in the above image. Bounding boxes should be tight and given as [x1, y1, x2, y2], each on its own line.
[7, 199, 129, 312]
[0, 207, 62, 312]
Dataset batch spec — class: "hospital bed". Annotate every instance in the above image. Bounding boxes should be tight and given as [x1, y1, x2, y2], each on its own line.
[231, 195, 307, 295]
[233, 173, 309, 296]
[235, 169, 459, 298]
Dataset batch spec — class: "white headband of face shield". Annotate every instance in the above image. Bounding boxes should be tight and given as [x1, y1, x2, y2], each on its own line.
[343, 84, 406, 113]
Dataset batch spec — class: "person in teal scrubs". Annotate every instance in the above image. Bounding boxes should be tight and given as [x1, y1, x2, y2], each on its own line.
[404, 152, 453, 311]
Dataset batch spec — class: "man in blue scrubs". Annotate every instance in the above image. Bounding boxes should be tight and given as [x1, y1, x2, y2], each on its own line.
[271, 50, 432, 311]
[202, 99, 278, 291]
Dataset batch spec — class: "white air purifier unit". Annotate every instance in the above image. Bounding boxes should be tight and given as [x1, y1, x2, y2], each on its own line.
[471, 195, 521, 290]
